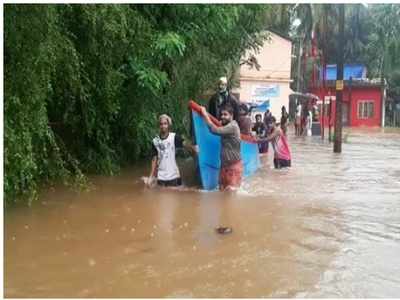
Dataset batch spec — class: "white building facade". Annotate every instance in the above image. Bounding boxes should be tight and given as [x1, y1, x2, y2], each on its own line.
[234, 31, 294, 121]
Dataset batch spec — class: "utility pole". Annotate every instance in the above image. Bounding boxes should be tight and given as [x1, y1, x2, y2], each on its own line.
[328, 95, 332, 142]
[297, 37, 303, 93]
[321, 96, 325, 140]
[334, 4, 345, 153]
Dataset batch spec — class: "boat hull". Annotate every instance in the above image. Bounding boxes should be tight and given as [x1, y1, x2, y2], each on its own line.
[190, 101, 260, 190]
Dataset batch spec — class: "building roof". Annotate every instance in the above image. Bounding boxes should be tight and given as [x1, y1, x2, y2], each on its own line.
[319, 79, 383, 88]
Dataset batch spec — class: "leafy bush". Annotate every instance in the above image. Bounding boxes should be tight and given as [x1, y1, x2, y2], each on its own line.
[4, 4, 271, 205]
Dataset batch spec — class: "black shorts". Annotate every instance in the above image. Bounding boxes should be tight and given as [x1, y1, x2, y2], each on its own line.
[157, 177, 182, 187]
[274, 159, 291, 169]
[258, 141, 268, 153]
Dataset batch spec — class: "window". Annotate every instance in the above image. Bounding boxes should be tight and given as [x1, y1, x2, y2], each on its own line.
[358, 101, 374, 119]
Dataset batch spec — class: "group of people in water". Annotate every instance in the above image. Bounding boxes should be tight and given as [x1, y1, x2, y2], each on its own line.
[238, 104, 289, 156]
[295, 101, 315, 136]
[146, 77, 292, 191]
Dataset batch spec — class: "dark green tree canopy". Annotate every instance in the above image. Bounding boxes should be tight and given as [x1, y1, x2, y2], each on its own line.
[4, 4, 271, 205]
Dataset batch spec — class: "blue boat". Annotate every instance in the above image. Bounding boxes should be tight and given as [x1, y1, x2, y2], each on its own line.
[189, 100, 260, 190]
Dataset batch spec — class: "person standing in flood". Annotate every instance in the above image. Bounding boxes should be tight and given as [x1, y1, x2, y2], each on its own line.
[258, 116, 291, 169]
[295, 101, 302, 136]
[263, 109, 273, 135]
[200, 105, 242, 191]
[280, 105, 289, 136]
[147, 114, 198, 187]
[238, 103, 252, 135]
[208, 77, 240, 122]
[306, 107, 313, 136]
[252, 113, 268, 154]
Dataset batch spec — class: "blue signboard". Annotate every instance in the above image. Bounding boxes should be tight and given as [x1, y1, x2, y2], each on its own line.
[251, 85, 280, 101]
[323, 64, 366, 80]
[249, 100, 270, 112]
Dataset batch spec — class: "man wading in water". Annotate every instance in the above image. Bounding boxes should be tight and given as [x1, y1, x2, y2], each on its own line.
[200, 105, 243, 191]
[147, 114, 198, 188]
[258, 116, 291, 169]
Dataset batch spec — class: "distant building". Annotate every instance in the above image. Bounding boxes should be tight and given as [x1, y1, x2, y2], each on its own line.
[310, 64, 385, 127]
[233, 30, 294, 120]
[322, 64, 367, 81]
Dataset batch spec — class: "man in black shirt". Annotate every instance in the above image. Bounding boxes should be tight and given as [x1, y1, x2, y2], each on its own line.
[252, 114, 268, 153]
[208, 77, 240, 122]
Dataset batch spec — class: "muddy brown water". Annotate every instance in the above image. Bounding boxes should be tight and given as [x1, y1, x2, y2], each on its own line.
[4, 127, 400, 298]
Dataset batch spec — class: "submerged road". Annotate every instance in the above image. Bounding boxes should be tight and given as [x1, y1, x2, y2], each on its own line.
[5, 127, 400, 297]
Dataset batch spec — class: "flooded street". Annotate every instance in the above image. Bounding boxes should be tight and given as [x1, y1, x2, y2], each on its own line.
[4, 127, 400, 298]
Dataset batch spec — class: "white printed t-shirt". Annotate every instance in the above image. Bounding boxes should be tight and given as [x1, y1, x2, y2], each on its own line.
[151, 133, 183, 181]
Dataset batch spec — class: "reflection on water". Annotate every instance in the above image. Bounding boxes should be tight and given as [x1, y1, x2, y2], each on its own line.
[4, 127, 400, 297]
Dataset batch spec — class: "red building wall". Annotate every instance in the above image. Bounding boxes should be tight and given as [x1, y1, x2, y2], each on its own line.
[350, 88, 382, 127]
[310, 86, 382, 127]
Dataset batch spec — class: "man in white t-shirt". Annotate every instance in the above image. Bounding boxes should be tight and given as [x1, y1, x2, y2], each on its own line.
[147, 114, 197, 187]
[307, 109, 313, 136]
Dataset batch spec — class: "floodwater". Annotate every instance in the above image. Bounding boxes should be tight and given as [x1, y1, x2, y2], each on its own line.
[4, 127, 400, 298]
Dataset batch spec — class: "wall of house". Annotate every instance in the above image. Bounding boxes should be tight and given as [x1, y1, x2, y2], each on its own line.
[234, 31, 293, 120]
[350, 88, 382, 127]
[310, 87, 382, 127]
[240, 32, 292, 80]
[239, 79, 292, 119]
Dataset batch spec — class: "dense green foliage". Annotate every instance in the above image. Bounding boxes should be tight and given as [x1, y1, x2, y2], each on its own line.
[5, 4, 271, 204]
[6, 4, 399, 204]
[366, 4, 400, 101]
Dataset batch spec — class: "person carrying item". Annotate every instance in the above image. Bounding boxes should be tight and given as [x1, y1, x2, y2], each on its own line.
[200, 104, 242, 191]
[258, 116, 291, 169]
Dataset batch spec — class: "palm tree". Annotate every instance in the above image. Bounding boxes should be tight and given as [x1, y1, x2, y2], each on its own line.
[263, 4, 292, 34]
[290, 4, 334, 89]
[291, 4, 372, 90]
[369, 4, 400, 79]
